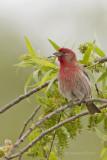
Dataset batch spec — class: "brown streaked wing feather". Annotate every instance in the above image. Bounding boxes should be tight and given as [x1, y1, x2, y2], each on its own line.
[79, 64, 90, 80]
[71, 70, 91, 100]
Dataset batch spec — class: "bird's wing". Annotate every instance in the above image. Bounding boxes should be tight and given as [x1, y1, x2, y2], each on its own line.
[71, 70, 91, 100]
[79, 64, 90, 80]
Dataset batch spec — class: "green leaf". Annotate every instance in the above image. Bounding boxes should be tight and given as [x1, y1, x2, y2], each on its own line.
[15, 61, 33, 67]
[24, 36, 37, 57]
[82, 43, 93, 64]
[39, 70, 57, 86]
[95, 113, 105, 124]
[24, 74, 33, 93]
[95, 127, 107, 141]
[95, 46, 105, 57]
[39, 70, 53, 85]
[97, 70, 107, 82]
[100, 147, 107, 159]
[48, 39, 60, 51]
[0, 148, 5, 158]
[49, 151, 58, 160]
[33, 69, 40, 82]
[18, 55, 57, 69]
[46, 77, 57, 92]
[33, 57, 57, 69]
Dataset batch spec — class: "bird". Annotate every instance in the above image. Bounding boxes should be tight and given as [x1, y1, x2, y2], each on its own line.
[53, 47, 100, 114]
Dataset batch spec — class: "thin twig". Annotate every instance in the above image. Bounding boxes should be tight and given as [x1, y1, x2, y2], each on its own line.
[95, 83, 100, 95]
[18, 105, 41, 139]
[85, 56, 107, 69]
[11, 98, 107, 150]
[47, 113, 62, 160]
[96, 56, 107, 64]
[0, 81, 49, 114]
[6, 103, 107, 160]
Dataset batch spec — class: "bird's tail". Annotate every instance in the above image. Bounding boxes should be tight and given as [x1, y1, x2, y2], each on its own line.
[86, 102, 101, 114]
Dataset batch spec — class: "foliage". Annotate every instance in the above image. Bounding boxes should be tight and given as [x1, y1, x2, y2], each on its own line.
[0, 139, 13, 158]
[17, 37, 107, 159]
[94, 127, 107, 160]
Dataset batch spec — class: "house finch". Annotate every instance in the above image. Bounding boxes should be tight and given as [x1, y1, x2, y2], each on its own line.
[53, 48, 100, 114]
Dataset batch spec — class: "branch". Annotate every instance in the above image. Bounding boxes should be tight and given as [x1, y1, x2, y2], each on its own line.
[18, 105, 41, 139]
[14, 100, 74, 148]
[0, 81, 49, 114]
[96, 56, 107, 64]
[6, 106, 41, 159]
[7, 103, 107, 160]
[95, 83, 100, 95]
[11, 98, 107, 150]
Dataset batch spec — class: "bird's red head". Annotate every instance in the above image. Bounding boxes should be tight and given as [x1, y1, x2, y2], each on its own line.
[59, 48, 74, 54]
[53, 47, 77, 65]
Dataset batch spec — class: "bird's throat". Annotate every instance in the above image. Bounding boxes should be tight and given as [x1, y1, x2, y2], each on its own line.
[59, 63, 79, 79]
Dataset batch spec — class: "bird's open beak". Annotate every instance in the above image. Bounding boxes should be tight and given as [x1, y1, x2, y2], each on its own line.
[53, 52, 64, 57]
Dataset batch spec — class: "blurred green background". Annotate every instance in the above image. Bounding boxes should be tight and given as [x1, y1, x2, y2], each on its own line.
[0, 0, 107, 159]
